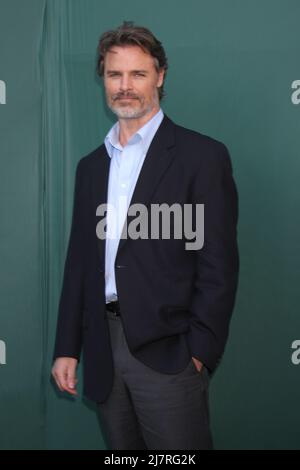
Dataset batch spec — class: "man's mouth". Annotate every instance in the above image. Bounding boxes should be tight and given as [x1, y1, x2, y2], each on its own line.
[117, 97, 137, 100]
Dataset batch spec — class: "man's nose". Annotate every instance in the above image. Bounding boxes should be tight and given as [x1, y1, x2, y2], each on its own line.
[119, 75, 133, 92]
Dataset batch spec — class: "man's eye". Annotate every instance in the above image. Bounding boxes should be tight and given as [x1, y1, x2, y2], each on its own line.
[135, 73, 145, 77]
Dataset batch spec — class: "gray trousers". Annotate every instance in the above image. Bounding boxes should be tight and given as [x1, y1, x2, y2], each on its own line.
[97, 309, 213, 450]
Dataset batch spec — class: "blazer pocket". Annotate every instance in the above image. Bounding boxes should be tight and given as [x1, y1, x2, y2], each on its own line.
[166, 306, 190, 330]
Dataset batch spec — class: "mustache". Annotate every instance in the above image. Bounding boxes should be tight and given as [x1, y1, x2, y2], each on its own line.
[113, 93, 140, 101]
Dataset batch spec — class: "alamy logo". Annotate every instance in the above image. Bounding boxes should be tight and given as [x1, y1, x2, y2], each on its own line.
[291, 340, 300, 365]
[0, 340, 6, 365]
[291, 80, 300, 105]
[96, 200, 205, 250]
[0, 80, 6, 104]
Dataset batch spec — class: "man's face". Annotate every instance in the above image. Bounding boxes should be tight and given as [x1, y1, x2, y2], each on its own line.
[103, 45, 164, 119]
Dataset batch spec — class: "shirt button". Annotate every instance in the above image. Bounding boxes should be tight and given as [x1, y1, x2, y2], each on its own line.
[121, 183, 126, 188]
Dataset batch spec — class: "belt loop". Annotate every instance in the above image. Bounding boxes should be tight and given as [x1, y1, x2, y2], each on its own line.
[106, 300, 120, 316]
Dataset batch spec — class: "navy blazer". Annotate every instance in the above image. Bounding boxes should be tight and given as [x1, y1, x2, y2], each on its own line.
[53, 114, 239, 403]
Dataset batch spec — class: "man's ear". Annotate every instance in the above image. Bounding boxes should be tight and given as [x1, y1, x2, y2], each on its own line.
[157, 69, 165, 88]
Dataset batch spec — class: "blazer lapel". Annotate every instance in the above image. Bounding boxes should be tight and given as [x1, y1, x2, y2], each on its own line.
[116, 114, 176, 258]
[91, 144, 111, 267]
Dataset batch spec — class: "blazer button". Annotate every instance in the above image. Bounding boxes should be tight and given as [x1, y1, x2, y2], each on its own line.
[116, 265, 126, 268]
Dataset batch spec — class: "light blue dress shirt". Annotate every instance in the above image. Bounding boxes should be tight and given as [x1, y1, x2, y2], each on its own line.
[104, 108, 164, 303]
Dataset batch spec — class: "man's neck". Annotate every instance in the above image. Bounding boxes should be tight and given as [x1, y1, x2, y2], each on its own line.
[118, 106, 160, 147]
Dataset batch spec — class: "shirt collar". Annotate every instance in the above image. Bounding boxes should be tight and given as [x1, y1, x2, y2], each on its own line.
[104, 108, 164, 158]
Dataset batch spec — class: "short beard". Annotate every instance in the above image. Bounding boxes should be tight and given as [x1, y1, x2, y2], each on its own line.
[107, 90, 159, 120]
[108, 102, 154, 119]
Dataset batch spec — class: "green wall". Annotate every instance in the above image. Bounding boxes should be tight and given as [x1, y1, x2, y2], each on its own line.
[0, 0, 299, 449]
[0, 0, 46, 449]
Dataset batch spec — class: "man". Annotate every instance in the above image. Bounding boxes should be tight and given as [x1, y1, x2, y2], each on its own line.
[52, 21, 239, 450]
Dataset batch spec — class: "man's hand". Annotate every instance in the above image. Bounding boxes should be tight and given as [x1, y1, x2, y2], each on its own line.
[192, 356, 203, 372]
[51, 357, 78, 396]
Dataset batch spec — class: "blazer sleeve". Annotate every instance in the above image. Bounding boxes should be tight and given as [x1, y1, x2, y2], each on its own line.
[187, 143, 239, 372]
[52, 159, 86, 362]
